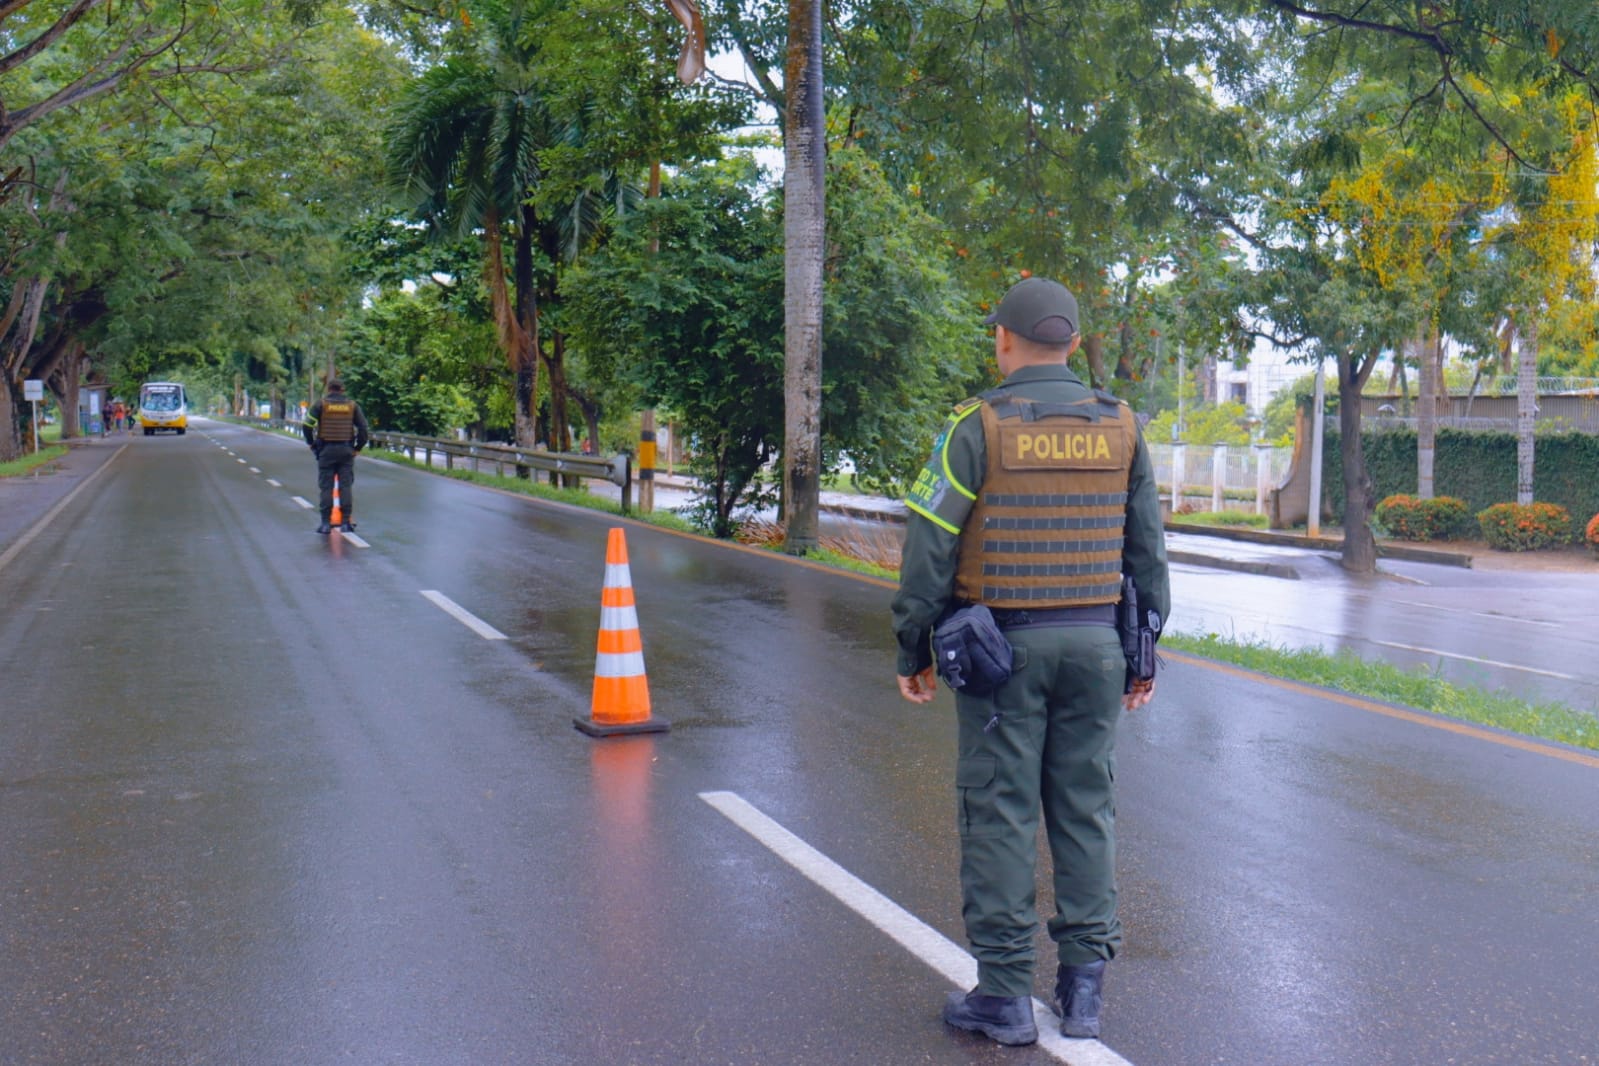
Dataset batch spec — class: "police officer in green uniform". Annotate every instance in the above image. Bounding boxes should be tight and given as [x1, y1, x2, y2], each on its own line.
[892, 277, 1169, 1046]
[302, 378, 370, 535]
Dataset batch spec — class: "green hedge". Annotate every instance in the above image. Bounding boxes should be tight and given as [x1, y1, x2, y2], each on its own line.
[1322, 427, 1599, 540]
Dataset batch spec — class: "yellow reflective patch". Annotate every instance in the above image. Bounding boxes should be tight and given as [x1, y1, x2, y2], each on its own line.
[1000, 425, 1122, 470]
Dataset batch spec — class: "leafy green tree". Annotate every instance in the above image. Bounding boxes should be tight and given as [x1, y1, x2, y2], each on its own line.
[0, 5, 404, 459]
[565, 144, 973, 534]
[385, 1, 555, 450]
[339, 288, 488, 436]
[817, 145, 978, 493]
[564, 156, 782, 536]
[1146, 402, 1252, 447]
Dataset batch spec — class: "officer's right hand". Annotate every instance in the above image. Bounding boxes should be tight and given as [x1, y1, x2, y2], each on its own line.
[897, 668, 938, 704]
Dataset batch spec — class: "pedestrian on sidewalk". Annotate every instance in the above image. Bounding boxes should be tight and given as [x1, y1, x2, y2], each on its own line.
[302, 377, 369, 535]
[891, 276, 1170, 1046]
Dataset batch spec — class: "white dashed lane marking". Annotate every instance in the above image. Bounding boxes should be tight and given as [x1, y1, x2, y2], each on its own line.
[420, 591, 507, 641]
[699, 791, 1135, 1066]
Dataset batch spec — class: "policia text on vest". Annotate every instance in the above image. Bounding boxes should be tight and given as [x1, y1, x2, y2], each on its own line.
[302, 379, 371, 535]
[891, 276, 1170, 1048]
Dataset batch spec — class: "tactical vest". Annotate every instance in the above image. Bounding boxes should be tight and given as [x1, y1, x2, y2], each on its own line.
[317, 398, 355, 443]
[954, 389, 1139, 609]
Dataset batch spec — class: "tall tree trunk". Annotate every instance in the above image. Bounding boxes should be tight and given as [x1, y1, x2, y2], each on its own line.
[1516, 311, 1538, 505]
[0, 381, 18, 460]
[1415, 331, 1437, 498]
[513, 210, 541, 451]
[1080, 332, 1110, 388]
[57, 342, 83, 439]
[1, 276, 53, 460]
[486, 205, 540, 450]
[1338, 349, 1379, 573]
[0, 170, 72, 459]
[781, 0, 825, 554]
[543, 330, 574, 485]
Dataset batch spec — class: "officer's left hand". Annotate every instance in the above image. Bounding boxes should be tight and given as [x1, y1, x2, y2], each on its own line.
[897, 668, 938, 704]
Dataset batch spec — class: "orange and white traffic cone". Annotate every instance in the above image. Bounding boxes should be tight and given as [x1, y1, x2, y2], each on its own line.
[575, 527, 669, 737]
[330, 475, 343, 527]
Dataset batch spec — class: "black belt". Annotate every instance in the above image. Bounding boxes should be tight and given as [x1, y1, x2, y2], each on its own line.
[990, 604, 1116, 629]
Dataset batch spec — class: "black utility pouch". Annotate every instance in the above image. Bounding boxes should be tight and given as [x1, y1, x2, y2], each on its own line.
[932, 605, 1014, 696]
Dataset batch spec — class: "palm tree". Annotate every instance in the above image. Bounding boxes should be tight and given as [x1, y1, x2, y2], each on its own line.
[386, 2, 551, 448]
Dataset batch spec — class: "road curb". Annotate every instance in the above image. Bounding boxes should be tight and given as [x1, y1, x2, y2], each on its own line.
[1163, 522, 1475, 568]
[1166, 549, 1300, 580]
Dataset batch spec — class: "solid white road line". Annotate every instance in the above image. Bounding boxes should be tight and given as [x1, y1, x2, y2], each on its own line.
[698, 791, 1135, 1066]
[1370, 640, 1582, 682]
[338, 531, 369, 548]
[0, 445, 127, 577]
[291, 497, 313, 510]
[420, 590, 507, 640]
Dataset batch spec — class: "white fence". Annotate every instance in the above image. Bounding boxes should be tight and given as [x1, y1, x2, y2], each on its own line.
[1148, 442, 1294, 514]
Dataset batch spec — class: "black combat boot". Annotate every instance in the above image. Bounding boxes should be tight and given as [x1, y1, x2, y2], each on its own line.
[1054, 960, 1106, 1038]
[942, 989, 1038, 1046]
[340, 519, 355, 532]
[315, 520, 332, 535]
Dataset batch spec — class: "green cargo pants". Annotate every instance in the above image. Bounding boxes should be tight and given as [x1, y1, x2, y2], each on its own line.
[953, 622, 1126, 999]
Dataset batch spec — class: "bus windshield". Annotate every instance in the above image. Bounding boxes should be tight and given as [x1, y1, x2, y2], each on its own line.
[141, 384, 184, 412]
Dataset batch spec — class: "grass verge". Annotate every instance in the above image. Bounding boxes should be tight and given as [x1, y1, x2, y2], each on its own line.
[1163, 631, 1599, 752]
[0, 444, 67, 478]
[1171, 509, 1270, 529]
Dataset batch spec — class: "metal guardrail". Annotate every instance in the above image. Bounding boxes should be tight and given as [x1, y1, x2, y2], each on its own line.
[368, 430, 634, 513]
[227, 417, 635, 513]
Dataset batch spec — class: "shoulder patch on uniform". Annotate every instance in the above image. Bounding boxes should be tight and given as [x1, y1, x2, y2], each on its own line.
[1093, 388, 1126, 407]
[954, 396, 984, 415]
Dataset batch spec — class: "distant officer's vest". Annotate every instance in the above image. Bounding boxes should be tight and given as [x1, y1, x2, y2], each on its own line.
[954, 389, 1139, 608]
[317, 398, 355, 443]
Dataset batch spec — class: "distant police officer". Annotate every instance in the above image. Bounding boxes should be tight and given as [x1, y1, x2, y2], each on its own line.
[303, 377, 370, 534]
[892, 277, 1170, 1046]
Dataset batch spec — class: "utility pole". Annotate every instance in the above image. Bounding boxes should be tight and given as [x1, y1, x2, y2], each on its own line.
[1308, 359, 1325, 538]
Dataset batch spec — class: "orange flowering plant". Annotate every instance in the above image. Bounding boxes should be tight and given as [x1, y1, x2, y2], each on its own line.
[1375, 494, 1473, 541]
[1477, 502, 1572, 551]
[1586, 513, 1599, 555]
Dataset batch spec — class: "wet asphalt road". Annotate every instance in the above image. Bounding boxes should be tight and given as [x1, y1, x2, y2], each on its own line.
[1164, 550, 1599, 713]
[1, 420, 1597, 1066]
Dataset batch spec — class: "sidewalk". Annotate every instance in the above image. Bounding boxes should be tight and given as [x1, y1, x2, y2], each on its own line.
[0, 436, 127, 560]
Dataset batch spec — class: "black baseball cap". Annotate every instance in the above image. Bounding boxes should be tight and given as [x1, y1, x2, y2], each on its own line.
[984, 277, 1079, 344]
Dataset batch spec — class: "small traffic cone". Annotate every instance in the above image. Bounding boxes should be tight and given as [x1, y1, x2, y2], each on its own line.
[575, 528, 668, 737]
[330, 474, 343, 526]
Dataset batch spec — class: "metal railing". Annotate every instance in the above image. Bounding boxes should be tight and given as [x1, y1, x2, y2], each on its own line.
[1473, 376, 1599, 397]
[226, 417, 636, 512]
[368, 430, 634, 512]
[1149, 442, 1294, 514]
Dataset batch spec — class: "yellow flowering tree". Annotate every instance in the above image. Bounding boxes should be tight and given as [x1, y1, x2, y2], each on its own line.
[1322, 147, 1501, 498]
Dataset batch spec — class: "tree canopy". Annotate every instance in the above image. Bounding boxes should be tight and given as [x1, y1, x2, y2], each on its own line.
[2, 0, 1595, 565]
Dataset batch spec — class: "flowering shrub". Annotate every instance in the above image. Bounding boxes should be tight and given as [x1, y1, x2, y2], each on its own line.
[1587, 513, 1599, 556]
[1375, 494, 1473, 541]
[1477, 502, 1572, 552]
